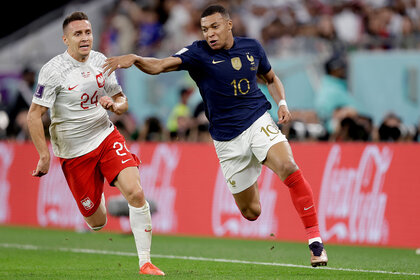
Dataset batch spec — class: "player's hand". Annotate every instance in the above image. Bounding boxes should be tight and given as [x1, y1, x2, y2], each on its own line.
[99, 96, 116, 112]
[277, 105, 292, 124]
[103, 54, 137, 76]
[32, 157, 50, 177]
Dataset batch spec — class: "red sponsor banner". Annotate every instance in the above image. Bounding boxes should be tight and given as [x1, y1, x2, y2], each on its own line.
[0, 142, 419, 248]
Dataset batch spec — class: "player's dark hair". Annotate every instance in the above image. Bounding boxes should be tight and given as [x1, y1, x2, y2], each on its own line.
[201, 5, 230, 19]
[62, 11, 89, 30]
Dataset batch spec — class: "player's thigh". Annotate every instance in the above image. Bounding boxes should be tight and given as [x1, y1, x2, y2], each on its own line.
[60, 154, 105, 218]
[113, 166, 145, 207]
[214, 136, 260, 193]
[84, 196, 107, 227]
[263, 141, 298, 181]
[249, 112, 288, 163]
[232, 181, 260, 211]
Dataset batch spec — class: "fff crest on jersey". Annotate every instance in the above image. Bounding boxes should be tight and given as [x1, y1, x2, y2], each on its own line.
[231, 57, 242, 71]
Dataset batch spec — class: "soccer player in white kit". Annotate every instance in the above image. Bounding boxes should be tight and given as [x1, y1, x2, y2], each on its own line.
[27, 12, 164, 276]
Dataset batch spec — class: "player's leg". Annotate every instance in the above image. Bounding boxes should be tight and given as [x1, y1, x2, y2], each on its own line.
[100, 128, 164, 275]
[214, 132, 263, 221]
[114, 166, 160, 272]
[83, 193, 107, 230]
[113, 168, 164, 276]
[59, 153, 107, 231]
[232, 181, 261, 221]
[263, 141, 328, 266]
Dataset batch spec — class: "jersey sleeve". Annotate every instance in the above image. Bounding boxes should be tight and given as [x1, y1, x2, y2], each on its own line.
[172, 42, 201, 71]
[104, 71, 122, 97]
[32, 62, 61, 108]
[95, 52, 122, 96]
[255, 40, 271, 75]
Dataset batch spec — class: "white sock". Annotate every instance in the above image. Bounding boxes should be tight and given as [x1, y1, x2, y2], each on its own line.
[308, 237, 323, 245]
[128, 201, 152, 268]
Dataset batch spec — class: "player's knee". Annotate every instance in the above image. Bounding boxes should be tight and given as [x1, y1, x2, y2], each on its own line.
[240, 205, 261, 221]
[278, 161, 299, 182]
[124, 187, 145, 206]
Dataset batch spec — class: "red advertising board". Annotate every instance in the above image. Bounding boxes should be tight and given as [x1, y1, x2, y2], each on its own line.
[0, 142, 419, 248]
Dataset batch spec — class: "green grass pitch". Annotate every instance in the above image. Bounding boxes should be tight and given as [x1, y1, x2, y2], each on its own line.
[0, 226, 419, 279]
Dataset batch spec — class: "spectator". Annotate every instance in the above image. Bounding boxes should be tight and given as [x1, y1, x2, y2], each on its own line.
[7, 68, 37, 140]
[378, 112, 403, 141]
[166, 87, 194, 141]
[315, 55, 364, 137]
[189, 101, 212, 142]
[138, 116, 168, 142]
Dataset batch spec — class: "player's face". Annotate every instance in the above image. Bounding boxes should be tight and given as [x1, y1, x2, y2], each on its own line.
[63, 20, 93, 62]
[201, 13, 233, 50]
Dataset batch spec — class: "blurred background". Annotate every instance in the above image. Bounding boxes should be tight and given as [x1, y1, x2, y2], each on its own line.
[1, 0, 420, 143]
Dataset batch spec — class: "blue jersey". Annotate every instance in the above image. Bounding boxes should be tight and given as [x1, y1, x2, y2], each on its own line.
[173, 37, 272, 141]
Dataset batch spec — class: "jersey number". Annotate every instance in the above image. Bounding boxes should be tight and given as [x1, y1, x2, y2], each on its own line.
[260, 124, 280, 137]
[231, 78, 250, 96]
[113, 141, 128, 156]
[81, 90, 99, 109]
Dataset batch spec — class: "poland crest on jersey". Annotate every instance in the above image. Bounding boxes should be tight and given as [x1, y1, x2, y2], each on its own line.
[96, 72, 105, 88]
[81, 197, 94, 210]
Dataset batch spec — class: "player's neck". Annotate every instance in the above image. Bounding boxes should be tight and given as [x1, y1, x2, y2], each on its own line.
[67, 50, 90, 63]
[223, 36, 234, 50]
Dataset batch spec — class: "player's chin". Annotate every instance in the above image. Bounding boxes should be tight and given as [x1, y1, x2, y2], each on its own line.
[207, 40, 221, 50]
[208, 43, 222, 50]
[79, 46, 91, 55]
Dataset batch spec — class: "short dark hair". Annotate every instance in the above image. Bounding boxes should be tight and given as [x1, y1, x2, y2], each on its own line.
[62, 11, 89, 31]
[201, 5, 230, 19]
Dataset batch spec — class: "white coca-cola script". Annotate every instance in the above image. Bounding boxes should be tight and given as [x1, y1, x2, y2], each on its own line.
[318, 145, 392, 244]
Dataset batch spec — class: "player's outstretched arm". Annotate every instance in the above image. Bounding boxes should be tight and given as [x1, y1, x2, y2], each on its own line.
[258, 69, 291, 124]
[99, 92, 128, 115]
[103, 54, 182, 76]
[27, 103, 50, 177]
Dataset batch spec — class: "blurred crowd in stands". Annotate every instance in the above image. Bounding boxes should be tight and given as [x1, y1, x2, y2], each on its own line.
[2, 0, 420, 142]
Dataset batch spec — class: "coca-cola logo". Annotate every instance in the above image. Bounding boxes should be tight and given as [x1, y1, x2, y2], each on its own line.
[212, 166, 278, 238]
[0, 143, 13, 223]
[318, 145, 392, 244]
[37, 146, 85, 229]
[132, 143, 179, 233]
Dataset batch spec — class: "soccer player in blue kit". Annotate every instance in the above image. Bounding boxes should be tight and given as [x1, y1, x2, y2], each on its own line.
[103, 5, 328, 267]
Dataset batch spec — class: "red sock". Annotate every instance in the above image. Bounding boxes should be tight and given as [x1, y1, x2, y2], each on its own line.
[284, 169, 320, 240]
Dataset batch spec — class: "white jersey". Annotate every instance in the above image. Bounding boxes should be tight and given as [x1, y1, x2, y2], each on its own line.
[32, 50, 122, 159]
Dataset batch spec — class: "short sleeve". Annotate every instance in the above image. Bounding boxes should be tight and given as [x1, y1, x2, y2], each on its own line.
[32, 62, 61, 108]
[105, 71, 122, 97]
[172, 41, 201, 71]
[255, 40, 271, 75]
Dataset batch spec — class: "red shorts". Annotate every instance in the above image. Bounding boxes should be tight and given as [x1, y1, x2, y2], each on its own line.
[59, 128, 140, 217]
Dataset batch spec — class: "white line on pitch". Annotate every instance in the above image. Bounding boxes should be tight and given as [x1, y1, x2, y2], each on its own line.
[1, 243, 419, 277]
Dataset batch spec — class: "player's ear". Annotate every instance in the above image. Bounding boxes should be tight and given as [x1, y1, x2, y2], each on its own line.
[227, 19, 233, 32]
[62, 35, 68, 46]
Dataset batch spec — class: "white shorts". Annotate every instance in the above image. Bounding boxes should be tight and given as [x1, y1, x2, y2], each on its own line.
[213, 112, 287, 194]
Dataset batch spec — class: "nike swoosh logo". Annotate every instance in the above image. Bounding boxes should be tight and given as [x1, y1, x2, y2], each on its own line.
[145, 229, 152, 232]
[68, 85, 78, 90]
[212, 59, 224, 64]
[121, 159, 130, 164]
[304, 205, 314, 211]
[270, 135, 279, 141]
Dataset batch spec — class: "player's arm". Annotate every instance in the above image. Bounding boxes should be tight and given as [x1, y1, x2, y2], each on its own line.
[27, 103, 50, 177]
[103, 54, 182, 76]
[258, 69, 291, 124]
[99, 92, 128, 115]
